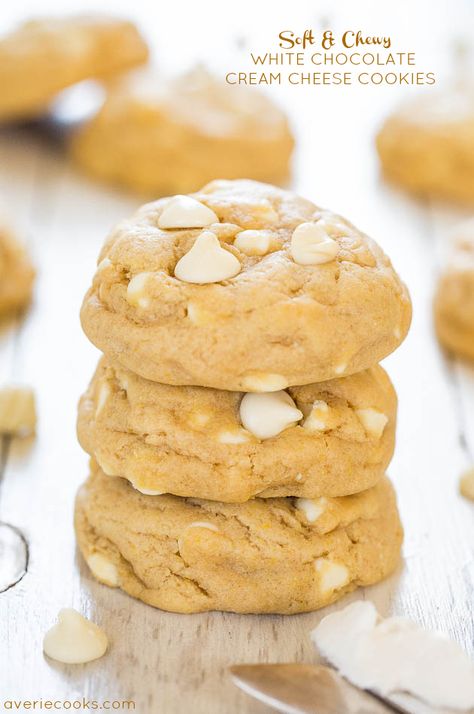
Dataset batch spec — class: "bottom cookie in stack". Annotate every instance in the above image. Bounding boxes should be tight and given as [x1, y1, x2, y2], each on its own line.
[75, 461, 403, 615]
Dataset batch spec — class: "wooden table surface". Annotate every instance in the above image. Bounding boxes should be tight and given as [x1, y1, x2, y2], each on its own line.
[0, 1, 473, 712]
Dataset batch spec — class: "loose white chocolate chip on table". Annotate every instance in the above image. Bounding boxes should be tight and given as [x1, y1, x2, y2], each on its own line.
[126, 272, 154, 308]
[303, 400, 329, 431]
[95, 382, 110, 418]
[43, 609, 108, 664]
[0, 386, 36, 436]
[218, 428, 251, 444]
[234, 230, 272, 256]
[312, 601, 474, 710]
[240, 390, 303, 440]
[296, 497, 327, 523]
[356, 408, 388, 439]
[459, 467, 474, 500]
[290, 222, 339, 265]
[86, 553, 119, 587]
[314, 558, 349, 594]
[241, 372, 288, 392]
[174, 231, 241, 284]
[158, 195, 218, 229]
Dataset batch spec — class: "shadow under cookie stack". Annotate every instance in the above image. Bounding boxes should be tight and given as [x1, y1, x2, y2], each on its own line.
[75, 179, 411, 614]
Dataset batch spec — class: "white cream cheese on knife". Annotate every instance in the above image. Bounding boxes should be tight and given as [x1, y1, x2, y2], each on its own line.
[312, 601, 474, 711]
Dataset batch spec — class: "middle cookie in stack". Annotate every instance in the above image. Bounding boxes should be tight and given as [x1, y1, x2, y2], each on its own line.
[76, 179, 411, 614]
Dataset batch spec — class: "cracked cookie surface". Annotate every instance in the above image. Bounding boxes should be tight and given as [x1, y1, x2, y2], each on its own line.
[69, 69, 294, 195]
[80, 179, 412, 390]
[78, 357, 397, 502]
[377, 90, 474, 205]
[434, 220, 474, 359]
[75, 462, 403, 614]
[0, 225, 35, 314]
[0, 15, 148, 121]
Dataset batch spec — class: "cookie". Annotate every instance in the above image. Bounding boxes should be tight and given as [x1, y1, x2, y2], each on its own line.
[0, 225, 35, 314]
[75, 462, 403, 614]
[434, 219, 474, 359]
[78, 357, 397, 502]
[0, 16, 148, 121]
[80, 180, 412, 391]
[377, 90, 474, 205]
[69, 69, 294, 195]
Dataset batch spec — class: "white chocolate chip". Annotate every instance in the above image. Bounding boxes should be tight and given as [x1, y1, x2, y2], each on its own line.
[188, 411, 211, 428]
[178, 521, 219, 553]
[393, 326, 401, 340]
[316, 216, 355, 238]
[126, 272, 154, 308]
[334, 363, 347, 375]
[43, 609, 108, 664]
[218, 428, 251, 444]
[296, 497, 327, 523]
[241, 372, 288, 392]
[253, 200, 279, 224]
[187, 301, 214, 325]
[0, 386, 36, 436]
[187, 521, 219, 532]
[174, 231, 241, 284]
[356, 408, 388, 439]
[295, 473, 303, 482]
[459, 467, 474, 501]
[291, 222, 339, 265]
[99, 461, 115, 476]
[95, 382, 110, 418]
[86, 553, 119, 587]
[96, 257, 111, 272]
[131, 481, 164, 496]
[158, 195, 218, 229]
[118, 375, 129, 392]
[303, 400, 329, 431]
[240, 390, 303, 440]
[315, 558, 349, 594]
[234, 230, 272, 256]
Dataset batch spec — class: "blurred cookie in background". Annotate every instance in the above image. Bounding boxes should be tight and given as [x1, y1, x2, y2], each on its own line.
[434, 218, 474, 360]
[0, 223, 35, 315]
[0, 15, 148, 122]
[69, 68, 295, 195]
[376, 89, 474, 205]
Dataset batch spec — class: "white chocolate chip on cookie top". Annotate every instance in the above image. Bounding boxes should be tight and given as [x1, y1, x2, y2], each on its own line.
[174, 231, 241, 283]
[240, 390, 303, 439]
[158, 195, 218, 228]
[291, 221, 339, 265]
[234, 230, 273, 256]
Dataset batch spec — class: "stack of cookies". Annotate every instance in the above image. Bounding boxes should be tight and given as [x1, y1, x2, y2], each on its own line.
[75, 179, 411, 614]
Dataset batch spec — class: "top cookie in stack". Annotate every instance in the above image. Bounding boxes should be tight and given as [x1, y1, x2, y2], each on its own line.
[81, 179, 411, 391]
[76, 180, 410, 614]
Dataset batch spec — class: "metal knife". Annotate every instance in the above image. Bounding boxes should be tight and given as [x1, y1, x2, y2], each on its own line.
[229, 663, 445, 714]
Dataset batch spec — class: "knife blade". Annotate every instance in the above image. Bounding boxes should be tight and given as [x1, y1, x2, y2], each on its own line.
[229, 663, 410, 714]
